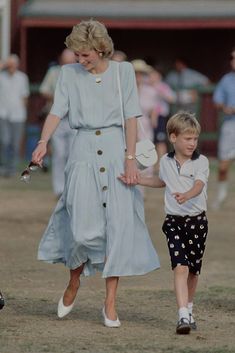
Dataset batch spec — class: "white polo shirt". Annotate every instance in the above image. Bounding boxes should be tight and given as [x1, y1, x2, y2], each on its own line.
[159, 151, 209, 216]
[0, 70, 29, 122]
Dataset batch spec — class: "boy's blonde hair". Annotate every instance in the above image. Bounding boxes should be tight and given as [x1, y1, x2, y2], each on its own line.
[166, 111, 201, 138]
[65, 19, 114, 58]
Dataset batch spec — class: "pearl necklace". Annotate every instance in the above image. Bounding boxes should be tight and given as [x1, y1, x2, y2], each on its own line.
[95, 77, 102, 83]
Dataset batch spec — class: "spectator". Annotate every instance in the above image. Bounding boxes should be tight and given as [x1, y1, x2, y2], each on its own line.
[131, 59, 157, 195]
[166, 57, 209, 114]
[149, 66, 176, 160]
[212, 48, 235, 209]
[0, 54, 29, 177]
[112, 50, 127, 62]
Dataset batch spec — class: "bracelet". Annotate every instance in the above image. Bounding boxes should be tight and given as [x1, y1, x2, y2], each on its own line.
[37, 139, 48, 144]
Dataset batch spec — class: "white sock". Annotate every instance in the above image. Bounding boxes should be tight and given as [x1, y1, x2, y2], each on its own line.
[178, 307, 189, 321]
[217, 181, 228, 203]
[188, 302, 195, 323]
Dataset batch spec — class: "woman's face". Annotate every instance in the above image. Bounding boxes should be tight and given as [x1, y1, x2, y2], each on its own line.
[74, 49, 101, 72]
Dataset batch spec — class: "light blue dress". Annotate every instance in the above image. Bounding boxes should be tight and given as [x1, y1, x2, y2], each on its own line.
[38, 60, 160, 277]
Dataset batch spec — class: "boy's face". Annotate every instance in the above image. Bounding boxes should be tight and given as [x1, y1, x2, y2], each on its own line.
[170, 131, 199, 158]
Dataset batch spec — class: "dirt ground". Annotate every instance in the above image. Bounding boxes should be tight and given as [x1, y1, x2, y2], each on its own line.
[0, 160, 235, 353]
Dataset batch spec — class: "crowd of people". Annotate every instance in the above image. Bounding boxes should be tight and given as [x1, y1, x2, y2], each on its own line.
[0, 19, 235, 335]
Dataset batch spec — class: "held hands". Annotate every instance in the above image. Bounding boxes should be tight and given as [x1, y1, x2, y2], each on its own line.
[120, 159, 139, 185]
[32, 141, 47, 167]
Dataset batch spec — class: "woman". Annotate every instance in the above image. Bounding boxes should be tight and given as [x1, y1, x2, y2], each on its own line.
[32, 20, 160, 327]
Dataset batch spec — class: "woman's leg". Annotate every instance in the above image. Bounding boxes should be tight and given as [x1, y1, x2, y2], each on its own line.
[104, 276, 119, 320]
[63, 264, 84, 306]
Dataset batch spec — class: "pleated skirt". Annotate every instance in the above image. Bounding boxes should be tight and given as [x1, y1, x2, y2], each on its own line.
[38, 126, 160, 277]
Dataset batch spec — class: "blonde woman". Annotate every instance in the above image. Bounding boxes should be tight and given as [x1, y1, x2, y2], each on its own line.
[32, 20, 160, 327]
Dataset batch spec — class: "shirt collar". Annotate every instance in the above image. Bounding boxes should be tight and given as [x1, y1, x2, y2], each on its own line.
[167, 150, 200, 160]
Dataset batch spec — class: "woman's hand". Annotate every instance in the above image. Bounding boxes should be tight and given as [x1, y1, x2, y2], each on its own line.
[32, 141, 48, 167]
[124, 159, 139, 185]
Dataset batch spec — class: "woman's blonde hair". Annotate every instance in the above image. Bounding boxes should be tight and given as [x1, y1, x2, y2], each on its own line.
[65, 19, 114, 58]
[167, 111, 201, 138]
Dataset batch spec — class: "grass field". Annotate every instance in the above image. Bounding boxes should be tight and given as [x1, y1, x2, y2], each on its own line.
[0, 159, 234, 353]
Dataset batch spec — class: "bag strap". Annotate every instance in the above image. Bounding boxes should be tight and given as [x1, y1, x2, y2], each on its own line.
[117, 63, 126, 148]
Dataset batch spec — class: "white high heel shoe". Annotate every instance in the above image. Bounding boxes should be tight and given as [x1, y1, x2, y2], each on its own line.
[57, 295, 76, 318]
[102, 307, 121, 328]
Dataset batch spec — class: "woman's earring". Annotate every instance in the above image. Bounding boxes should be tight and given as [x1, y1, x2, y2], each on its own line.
[99, 52, 103, 57]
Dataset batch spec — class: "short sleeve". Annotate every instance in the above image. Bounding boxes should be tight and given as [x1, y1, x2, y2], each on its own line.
[192, 71, 208, 86]
[50, 67, 69, 119]
[213, 77, 226, 105]
[195, 156, 209, 184]
[120, 62, 142, 120]
[158, 155, 165, 182]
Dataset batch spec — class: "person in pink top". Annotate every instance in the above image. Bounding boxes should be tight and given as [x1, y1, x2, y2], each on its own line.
[131, 59, 158, 195]
[131, 59, 157, 142]
[149, 67, 176, 161]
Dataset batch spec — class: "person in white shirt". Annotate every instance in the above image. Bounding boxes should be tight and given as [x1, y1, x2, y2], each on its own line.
[119, 111, 209, 334]
[0, 54, 29, 176]
[166, 57, 209, 114]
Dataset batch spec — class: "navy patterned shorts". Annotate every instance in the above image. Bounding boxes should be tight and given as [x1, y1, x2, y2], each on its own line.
[162, 212, 208, 275]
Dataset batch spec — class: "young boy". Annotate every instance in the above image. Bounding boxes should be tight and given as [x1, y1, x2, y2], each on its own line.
[119, 111, 209, 334]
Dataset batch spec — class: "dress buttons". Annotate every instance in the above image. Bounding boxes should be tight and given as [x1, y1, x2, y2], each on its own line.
[97, 150, 103, 155]
[95, 130, 101, 135]
[102, 186, 108, 191]
[100, 167, 105, 173]
[103, 203, 106, 208]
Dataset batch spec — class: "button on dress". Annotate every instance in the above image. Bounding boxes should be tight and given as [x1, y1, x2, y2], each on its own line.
[38, 60, 160, 277]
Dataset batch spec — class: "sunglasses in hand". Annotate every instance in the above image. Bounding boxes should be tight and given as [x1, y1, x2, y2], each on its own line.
[20, 161, 41, 183]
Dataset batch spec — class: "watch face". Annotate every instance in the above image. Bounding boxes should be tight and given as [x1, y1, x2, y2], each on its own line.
[127, 155, 134, 160]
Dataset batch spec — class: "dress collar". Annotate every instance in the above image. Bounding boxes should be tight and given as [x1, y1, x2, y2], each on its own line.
[167, 150, 200, 160]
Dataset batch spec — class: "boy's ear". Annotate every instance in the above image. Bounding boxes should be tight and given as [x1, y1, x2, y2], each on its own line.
[169, 133, 177, 144]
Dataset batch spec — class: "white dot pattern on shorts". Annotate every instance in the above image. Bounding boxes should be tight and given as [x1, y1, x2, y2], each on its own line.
[162, 213, 208, 275]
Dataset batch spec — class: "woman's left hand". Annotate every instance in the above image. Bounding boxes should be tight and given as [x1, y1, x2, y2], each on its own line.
[124, 159, 139, 185]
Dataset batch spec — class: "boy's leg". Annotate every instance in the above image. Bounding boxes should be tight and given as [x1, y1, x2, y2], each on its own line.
[174, 265, 191, 334]
[188, 273, 198, 329]
[162, 216, 191, 334]
[174, 265, 189, 310]
[185, 211, 208, 329]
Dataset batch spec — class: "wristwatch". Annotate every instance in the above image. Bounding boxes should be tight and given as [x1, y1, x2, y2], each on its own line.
[126, 154, 135, 160]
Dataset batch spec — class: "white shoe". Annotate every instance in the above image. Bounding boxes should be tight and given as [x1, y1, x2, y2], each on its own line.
[57, 295, 76, 318]
[102, 307, 121, 328]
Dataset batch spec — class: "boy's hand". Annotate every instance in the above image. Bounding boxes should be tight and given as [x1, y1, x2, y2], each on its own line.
[118, 174, 127, 184]
[173, 192, 189, 204]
